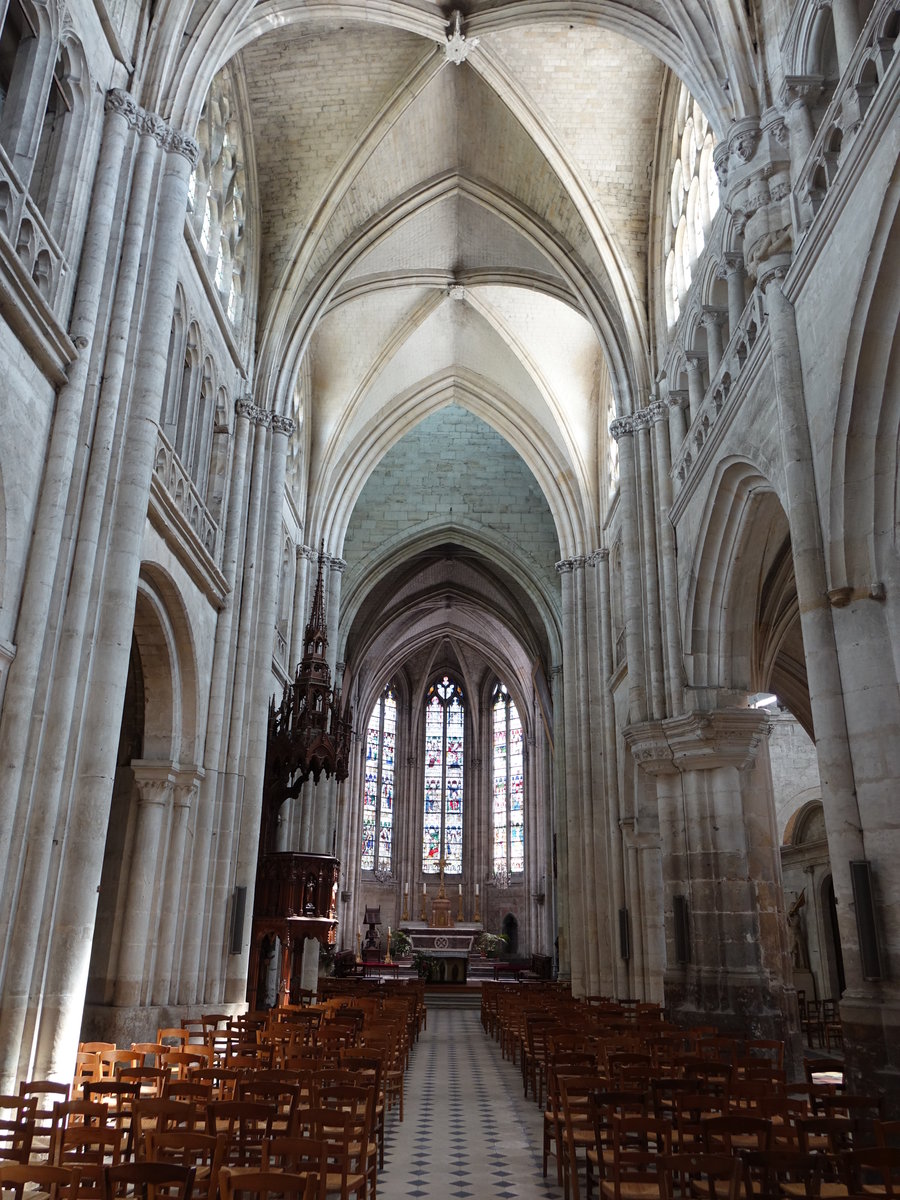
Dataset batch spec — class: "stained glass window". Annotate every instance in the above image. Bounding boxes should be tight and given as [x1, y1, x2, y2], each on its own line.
[360, 684, 396, 872]
[492, 683, 524, 875]
[422, 676, 464, 874]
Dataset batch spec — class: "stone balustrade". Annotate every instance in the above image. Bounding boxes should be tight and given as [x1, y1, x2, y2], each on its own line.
[794, 0, 900, 231]
[671, 286, 767, 490]
[0, 143, 66, 307]
[152, 428, 220, 557]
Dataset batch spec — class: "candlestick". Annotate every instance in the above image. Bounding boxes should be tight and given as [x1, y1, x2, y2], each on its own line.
[475, 883, 479, 896]
[457, 888, 464, 921]
[385, 927, 392, 965]
[356, 930, 361, 963]
[420, 888, 427, 922]
[404, 882, 409, 894]
[402, 887, 409, 922]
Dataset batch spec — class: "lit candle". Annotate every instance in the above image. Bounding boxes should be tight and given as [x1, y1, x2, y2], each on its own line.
[388, 925, 391, 937]
[423, 882, 427, 894]
[475, 883, 479, 896]
[459, 884, 462, 895]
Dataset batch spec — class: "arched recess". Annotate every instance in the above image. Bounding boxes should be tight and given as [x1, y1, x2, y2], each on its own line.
[85, 568, 201, 1012]
[684, 458, 812, 737]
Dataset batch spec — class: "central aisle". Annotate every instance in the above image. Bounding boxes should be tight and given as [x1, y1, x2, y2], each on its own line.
[379, 1005, 559, 1200]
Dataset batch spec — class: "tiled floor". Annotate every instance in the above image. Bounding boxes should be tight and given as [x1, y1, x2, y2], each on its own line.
[380, 1005, 559, 1200]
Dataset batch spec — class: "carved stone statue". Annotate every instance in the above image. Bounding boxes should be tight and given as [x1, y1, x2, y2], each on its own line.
[787, 890, 810, 970]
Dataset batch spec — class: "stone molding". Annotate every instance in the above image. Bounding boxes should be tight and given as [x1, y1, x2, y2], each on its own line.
[271, 414, 295, 436]
[632, 407, 652, 432]
[329, 556, 347, 574]
[610, 416, 634, 442]
[131, 760, 177, 802]
[556, 556, 586, 573]
[624, 709, 771, 776]
[648, 399, 669, 424]
[445, 10, 479, 64]
[667, 389, 690, 411]
[105, 89, 199, 164]
[699, 306, 728, 329]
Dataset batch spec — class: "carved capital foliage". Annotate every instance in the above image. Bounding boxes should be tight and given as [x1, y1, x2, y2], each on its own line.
[648, 399, 669, 424]
[105, 88, 140, 126]
[781, 73, 825, 109]
[235, 397, 255, 420]
[166, 129, 200, 165]
[700, 305, 728, 329]
[610, 416, 634, 442]
[329, 557, 347, 574]
[271, 414, 295, 437]
[555, 558, 576, 574]
[717, 252, 745, 280]
[667, 389, 690, 411]
[132, 761, 177, 803]
[685, 350, 708, 370]
[632, 407, 652, 432]
[626, 709, 771, 776]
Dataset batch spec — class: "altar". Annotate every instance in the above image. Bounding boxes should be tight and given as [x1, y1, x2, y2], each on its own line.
[400, 921, 482, 984]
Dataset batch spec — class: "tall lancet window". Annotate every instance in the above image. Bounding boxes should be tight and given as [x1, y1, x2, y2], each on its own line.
[361, 684, 397, 872]
[422, 676, 464, 874]
[492, 683, 525, 875]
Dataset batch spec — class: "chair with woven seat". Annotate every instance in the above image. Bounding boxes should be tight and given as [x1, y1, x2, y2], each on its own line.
[102, 1160, 194, 1200]
[206, 1102, 276, 1168]
[98, 1052, 143, 1081]
[0, 1161, 82, 1200]
[286, 1109, 368, 1200]
[19, 1081, 70, 1162]
[143, 1131, 225, 1200]
[740, 1149, 824, 1200]
[597, 1115, 673, 1200]
[316, 1085, 377, 1200]
[559, 1075, 605, 1200]
[0, 1095, 36, 1164]
[55, 1125, 125, 1200]
[659, 1152, 741, 1200]
[235, 1081, 301, 1137]
[841, 1148, 900, 1198]
[220, 1165, 320, 1200]
[586, 1089, 650, 1200]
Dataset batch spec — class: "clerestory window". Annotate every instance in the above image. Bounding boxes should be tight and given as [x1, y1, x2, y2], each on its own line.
[361, 683, 397, 873]
[422, 675, 464, 874]
[492, 683, 524, 876]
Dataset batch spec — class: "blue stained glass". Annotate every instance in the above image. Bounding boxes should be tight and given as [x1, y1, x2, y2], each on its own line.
[360, 685, 397, 872]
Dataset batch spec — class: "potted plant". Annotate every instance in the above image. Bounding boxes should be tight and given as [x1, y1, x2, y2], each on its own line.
[391, 929, 413, 960]
[318, 941, 336, 977]
[411, 950, 439, 982]
[474, 931, 508, 959]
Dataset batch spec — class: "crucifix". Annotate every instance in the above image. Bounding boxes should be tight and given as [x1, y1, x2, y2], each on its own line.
[438, 854, 447, 899]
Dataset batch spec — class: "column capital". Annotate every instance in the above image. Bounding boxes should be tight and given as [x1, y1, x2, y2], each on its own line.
[328, 556, 347, 574]
[610, 415, 634, 442]
[174, 766, 204, 808]
[667, 389, 690, 411]
[271, 414, 295, 437]
[235, 397, 255, 420]
[625, 709, 771, 776]
[684, 349, 708, 371]
[589, 547, 610, 564]
[300, 544, 318, 562]
[699, 306, 728, 329]
[780, 73, 825, 109]
[648, 399, 669, 424]
[131, 760, 177, 802]
[556, 558, 576, 574]
[758, 260, 789, 293]
[717, 252, 745, 280]
[632, 407, 653, 432]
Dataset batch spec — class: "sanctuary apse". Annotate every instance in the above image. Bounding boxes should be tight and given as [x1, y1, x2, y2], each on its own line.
[0, 0, 898, 1107]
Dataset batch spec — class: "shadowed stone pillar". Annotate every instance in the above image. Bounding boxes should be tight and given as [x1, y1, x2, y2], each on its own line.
[627, 710, 799, 1048]
[667, 390, 690, 451]
[153, 770, 202, 1005]
[610, 417, 647, 724]
[113, 763, 176, 1008]
[719, 253, 748, 336]
[649, 400, 684, 716]
[700, 308, 727, 378]
[634, 408, 665, 721]
[830, 0, 862, 75]
[685, 352, 708, 421]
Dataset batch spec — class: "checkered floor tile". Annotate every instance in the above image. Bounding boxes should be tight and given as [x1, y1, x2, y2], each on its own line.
[379, 1007, 560, 1199]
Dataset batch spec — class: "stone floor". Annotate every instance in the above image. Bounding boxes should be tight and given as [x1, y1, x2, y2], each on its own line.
[379, 1005, 558, 1200]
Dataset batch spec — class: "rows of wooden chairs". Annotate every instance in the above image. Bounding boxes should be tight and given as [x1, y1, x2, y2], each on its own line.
[1, 981, 424, 1200]
[481, 984, 892, 1200]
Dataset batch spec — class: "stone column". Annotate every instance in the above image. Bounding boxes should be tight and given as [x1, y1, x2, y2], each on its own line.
[627, 711, 796, 1040]
[178, 398, 252, 1005]
[830, 0, 862, 76]
[650, 400, 684, 717]
[33, 119, 199, 1083]
[555, 559, 587, 993]
[0, 100, 161, 1085]
[719, 253, 748, 337]
[0, 90, 132, 892]
[290, 545, 315, 670]
[762, 272, 893, 1090]
[112, 764, 176, 1008]
[633, 408, 665, 721]
[781, 76, 824, 181]
[699, 309, 727, 378]
[205, 408, 270, 1003]
[610, 417, 647, 724]
[666, 391, 690, 453]
[153, 770, 202, 1005]
[225, 412, 294, 1004]
[589, 549, 622, 996]
[685, 352, 708, 422]
[571, 555, 601, 990]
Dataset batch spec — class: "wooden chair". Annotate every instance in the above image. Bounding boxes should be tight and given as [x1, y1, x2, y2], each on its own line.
[102, 1160, 194, 1200]
[586, 1089, 649, 1200]
[164, 1083, 212, 1106]
[98, 1051, 143, 1081]
[876, 1122, 900, 1150]
[841, 1148, 900, 1198]
[597, 1115, 673, 1200]
[338, 1051, 384, 1170]
[143, 1131, 225, 1200]
[205, 1101, 276, 1167]
[740, 1149, 824, 1200]
[317, 1084, 377, 1200]
[75, 1054, 103, 1090]
[55, 1125, 124, 1200]
[0, 1095, 36, 1164]
[0, 1162, 82, 1200]
[219, 1166, 320, 1200]
[118, 1070, 170, 1101]
[19, 1081, 70, 1161]
[80, 1044, 116, 1055]
[289, 1109, 368, 1200]
[132, 1099, 206, 1155]
[160, 1052, 212, 1082]
[659, 1152, 741, 1200]
[235, 1081, 302, 1136]
[157, 1031, 191, 1050]
[187, 1069, 238, 1102]
[81, 1081, 142, 1160]
[130, 1046, 170, 1069]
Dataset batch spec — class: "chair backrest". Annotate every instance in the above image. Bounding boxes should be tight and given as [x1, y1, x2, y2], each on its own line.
[219, 1167, 320, 1200]
[740, 1149, 823, 1200]
[0, 1094, 36, 1163]
[19, 1082, 70, 1159]
[102, 1160, 195, 1200]
[144, 1131, 225, 1200]
[659, 1153, 741, 1200]
[205, 1102, 276, 1167]
[842, 1148, 900, 1197]
[0, 1161, 82, 1200]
